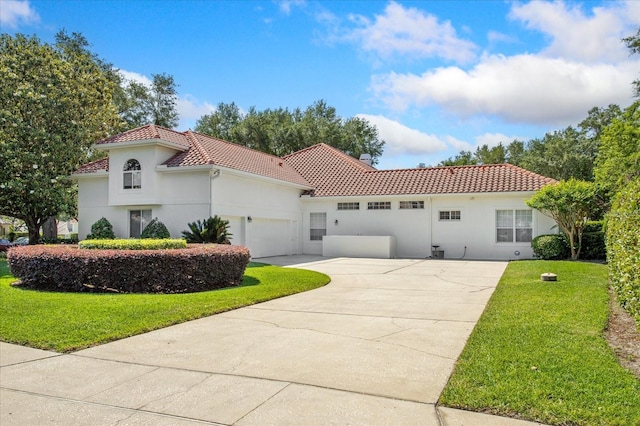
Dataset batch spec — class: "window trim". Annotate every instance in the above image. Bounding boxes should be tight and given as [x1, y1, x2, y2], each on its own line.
[123, 159, 142, 190]
[129, 209, 152, 238]
[439, 210, 461, 221]
[367, 201, 391, 210]
[337, 202, 360, 211]
[309, 212, 327, 241]
[399, 201, 425, 210]
[496, 209, 533, 243]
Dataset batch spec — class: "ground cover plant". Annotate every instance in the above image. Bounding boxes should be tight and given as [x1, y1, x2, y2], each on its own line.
[0, 260, 329, 352]
[439, 260, 640, 425]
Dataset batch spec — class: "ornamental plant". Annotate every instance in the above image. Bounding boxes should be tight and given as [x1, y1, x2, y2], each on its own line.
[86, 217, 115, 240]
[140, 217, 170, 239]
[182, 216, 232, 244]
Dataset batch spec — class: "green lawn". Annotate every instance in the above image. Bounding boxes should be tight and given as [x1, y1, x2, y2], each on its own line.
[439, 260, 640, 426]
[0, 260, 329, 352]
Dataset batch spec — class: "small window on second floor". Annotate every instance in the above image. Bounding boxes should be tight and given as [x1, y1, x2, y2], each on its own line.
[123, 159, 141, 189]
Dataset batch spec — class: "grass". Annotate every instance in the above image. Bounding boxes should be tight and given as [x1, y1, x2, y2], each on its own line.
[439, 260, 640, 426]
[0, 259, 329, 353]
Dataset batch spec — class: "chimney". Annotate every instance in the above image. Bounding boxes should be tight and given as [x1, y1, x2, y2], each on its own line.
[359, 153, 372, 166]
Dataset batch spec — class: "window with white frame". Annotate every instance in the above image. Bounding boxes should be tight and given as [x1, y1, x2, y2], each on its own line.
[496, 209, 533, 243]
[439, 210, 461, 221]
[309, 212, 326, 241]
[399, 201, 424, 209]
[367, 201, 391, 210]
[129, 209, 152, 238]
[337, 202, 359, 210]
[123, 159, 142, 189]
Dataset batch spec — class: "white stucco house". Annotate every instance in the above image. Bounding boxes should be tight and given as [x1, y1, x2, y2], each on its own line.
[73, 124, 557, 260]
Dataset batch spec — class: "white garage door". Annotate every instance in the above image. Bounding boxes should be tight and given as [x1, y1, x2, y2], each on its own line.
[246, 218, 292, 258]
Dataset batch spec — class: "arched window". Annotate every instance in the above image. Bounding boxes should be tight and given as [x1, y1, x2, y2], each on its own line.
[123, 159, 141, 189]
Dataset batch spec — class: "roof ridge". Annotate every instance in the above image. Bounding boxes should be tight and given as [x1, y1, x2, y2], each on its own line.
[194, 131, 294, 163]
[285, 143, 375, 171]
[502, 163, 558, 182]
[185, 131, 215, 164]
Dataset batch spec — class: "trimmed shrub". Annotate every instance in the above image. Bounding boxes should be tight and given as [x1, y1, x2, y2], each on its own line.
[79, 239, 186, 250]
[531, 234, 570, 260]
[183, 216, 232, 244]
[580, 231, 606, 260]
[7, 244, 251, 293]
[606, 179, 640, 324]
[141, 218, 170, 239]
[86, 217, 115, 240]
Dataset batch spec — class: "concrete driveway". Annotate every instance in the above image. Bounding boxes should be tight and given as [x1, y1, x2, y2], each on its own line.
[1, 257, 544, 425]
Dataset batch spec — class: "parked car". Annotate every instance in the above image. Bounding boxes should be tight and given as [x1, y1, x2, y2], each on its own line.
[0, 239, 13, 252]
[13, 237, 29, 246]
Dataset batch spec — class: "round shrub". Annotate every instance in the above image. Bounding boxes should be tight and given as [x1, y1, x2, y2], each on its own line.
[79, 239, 186, 250]
[531, 234, 570, 260]
[7, 244, 251, 293]
[87, 217, 115, 240]
[141, 218, 170, 239]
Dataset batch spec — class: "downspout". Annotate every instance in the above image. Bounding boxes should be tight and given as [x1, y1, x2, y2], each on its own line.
[428, 196, 433, 258]
[209, 169, 220, 217]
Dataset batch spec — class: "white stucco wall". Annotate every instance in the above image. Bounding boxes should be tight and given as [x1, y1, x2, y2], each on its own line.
[300, 193, 557, 260]
[301, 196, 431, 258]
[77, 163, 306, 258]
[211, 171, 305, 258]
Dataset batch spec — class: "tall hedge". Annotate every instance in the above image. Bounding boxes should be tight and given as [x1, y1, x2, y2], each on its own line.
[606, 179, 640, 325]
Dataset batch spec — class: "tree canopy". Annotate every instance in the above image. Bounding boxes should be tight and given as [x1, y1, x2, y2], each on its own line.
[195, 100, 385, 165]
[117, 73, 179, 129]
[594, 100, 640, 196]
[0, 32, 121, 243]
[526, 179, 596, 260]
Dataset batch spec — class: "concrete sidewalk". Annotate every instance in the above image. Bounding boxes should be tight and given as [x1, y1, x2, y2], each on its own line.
[1, 257, 545, 425]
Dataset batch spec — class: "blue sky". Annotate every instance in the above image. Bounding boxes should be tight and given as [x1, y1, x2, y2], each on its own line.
[2, 0, 639, 169]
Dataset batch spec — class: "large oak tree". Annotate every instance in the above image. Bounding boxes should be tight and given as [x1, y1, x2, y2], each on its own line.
[0, 32, 121, 243]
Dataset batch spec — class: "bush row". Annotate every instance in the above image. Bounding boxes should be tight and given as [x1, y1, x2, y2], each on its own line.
[79, 239, 187, 250]
[7, 244, 251, 294]
[606, 179, 640, 324]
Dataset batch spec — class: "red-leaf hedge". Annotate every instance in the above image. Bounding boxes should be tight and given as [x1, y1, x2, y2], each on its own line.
[7, 244, 251, 293]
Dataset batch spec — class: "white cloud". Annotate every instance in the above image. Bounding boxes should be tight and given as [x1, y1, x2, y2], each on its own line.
[118, 70, 153, 87]
[278, 0, 306, 15]
[343, 1, 476, 63]
[509, 0, 639, 63]
[487, 31, 517, 45]
[0, 0, 39, 28]
[357, 114, 449, 156]
[474, 132, 519, 148]
[177, 95, 216, 129]
[371, 53, 638, 126]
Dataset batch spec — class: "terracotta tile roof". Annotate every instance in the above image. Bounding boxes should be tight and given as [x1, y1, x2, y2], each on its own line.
[95, 124, 191, 149]
[163, 132, 312, 186]
[76, 126, 556, 194]
[74, 157, 109, 174]
[284, 144, 556, 196]
[77, 125, 311, 187]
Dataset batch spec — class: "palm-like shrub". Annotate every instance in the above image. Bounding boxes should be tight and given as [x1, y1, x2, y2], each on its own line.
[182, 216, 232, 244]
[141, 218, 170, 239]
[86, 217, 115, 240]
